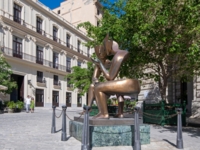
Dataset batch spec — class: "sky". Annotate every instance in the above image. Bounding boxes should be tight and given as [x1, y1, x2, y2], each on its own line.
[39, 0, 65, 9]
[39, 0, 116, 9]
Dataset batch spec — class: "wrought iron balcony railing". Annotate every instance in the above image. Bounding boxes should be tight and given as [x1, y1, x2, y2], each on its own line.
[1, 47, 71, 73]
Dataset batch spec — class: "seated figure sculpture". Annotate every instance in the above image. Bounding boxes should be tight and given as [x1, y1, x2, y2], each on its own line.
[91, 35, 141, 119]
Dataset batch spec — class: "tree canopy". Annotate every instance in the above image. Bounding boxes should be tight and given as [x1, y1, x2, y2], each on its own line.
[0, 54, 17, 94]
[78, 0, 200, 101]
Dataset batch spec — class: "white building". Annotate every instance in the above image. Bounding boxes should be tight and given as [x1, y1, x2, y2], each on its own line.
[53, 0, 103, 32]
[0, 0, 94, 108]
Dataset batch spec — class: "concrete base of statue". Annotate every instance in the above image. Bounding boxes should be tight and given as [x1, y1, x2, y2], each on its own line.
[69, 116, 150, 148]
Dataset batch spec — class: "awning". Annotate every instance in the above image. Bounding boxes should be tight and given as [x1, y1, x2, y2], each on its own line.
[0, 85, 8, 90]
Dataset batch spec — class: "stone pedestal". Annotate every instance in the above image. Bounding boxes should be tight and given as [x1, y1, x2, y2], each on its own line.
[69, 117, 150, 148]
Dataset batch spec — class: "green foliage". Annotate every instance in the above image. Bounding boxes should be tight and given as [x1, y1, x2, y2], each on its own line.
[0, 54, 17, 94]
[7, 101, 16, 109]
[16, 101, 24, 110]
[66, 62, 94, 95]
[78, 0, 200, 100]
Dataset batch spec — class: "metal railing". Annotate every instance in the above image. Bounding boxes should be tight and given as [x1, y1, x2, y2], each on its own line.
[0, 9, 90, 57]
[1, 47, 71, 72]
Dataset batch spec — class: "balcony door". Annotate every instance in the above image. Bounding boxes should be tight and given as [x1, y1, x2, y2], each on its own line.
[53, 52, 58, 69]
[36, 89, 44, 107]
[36, 17, 43, 34]
[36, 46, 43, 64]
[13, 36, 22, 59]
[52, 91, 59, 107]
[13, 3, 22, 24]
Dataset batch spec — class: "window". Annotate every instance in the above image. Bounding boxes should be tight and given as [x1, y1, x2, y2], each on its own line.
[66, 57, 71, 72]
[36, 46, 43, 64]
[77, 94, 82, 107]
[87, 47, 90, 57]
[97, 9, 100, 15]
[97, 21, 100, 27]
[13, 3, 22, 24]
[66, 34, 71, 48]
[53, 52, 58, 69]
[36, 17, 43, 34]
[67, 78, 72, 87]
[66, 92, 71, 107]
[54, 75, 59, 85]
[57, 10, 60, 14]
[77, 40, 81, 53]
[13, 36, 22, 59]
[77, 61, 81, 67]
[37, 71, 43, 83]
[53, 26, 58, 42]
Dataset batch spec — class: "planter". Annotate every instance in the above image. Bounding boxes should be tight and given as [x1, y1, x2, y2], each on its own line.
[8, 108, 14, 113]
[14, 108, 21, 113]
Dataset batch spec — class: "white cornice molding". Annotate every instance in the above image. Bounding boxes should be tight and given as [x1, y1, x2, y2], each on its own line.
[25, 35, 36, 42]
[45, 43, 53, 50]
[72, 55, 78, 60]
[36, 13, 44, 20]
[60, 50, 67, 55]
[0, 17, 12, 32]
[14, 0, 24, 7]
[31, 36, 36, 43]
[25, 34, 31, 40]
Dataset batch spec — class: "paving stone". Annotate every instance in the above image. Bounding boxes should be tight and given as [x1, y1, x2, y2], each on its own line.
[0, 107, 199, 150]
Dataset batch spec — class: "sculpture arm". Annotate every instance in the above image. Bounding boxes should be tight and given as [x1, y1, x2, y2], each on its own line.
[92, 65, 101, 84]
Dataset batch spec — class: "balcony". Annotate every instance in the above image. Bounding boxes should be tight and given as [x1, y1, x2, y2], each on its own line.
[36, 58, 43, 65]
[1, 47, 71, 73]
[0, 9, 90, 58]
[54, 80, 61, 89]
[36, 28, 46, 36]
[13, 16, 25, 25]
[13, 51, 22, 59]
[66, 67, 71, 73]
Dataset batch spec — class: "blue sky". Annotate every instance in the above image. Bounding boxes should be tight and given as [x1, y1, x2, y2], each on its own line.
[39, 0, 65, 9]
[39, 0, 115, 9]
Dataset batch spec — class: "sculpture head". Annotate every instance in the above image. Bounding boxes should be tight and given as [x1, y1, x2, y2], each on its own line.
[94, 45, 107, 61]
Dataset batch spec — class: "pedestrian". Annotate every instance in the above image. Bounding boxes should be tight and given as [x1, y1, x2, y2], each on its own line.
[25, 95, 31, 113]
[30, 97, 35, 113]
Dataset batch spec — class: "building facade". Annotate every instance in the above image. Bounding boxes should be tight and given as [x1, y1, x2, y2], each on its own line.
[53, 0, 103, 32]
[0, 0, 94, 108]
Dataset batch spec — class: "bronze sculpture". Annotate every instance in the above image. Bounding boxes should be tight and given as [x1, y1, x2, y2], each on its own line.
[88, 35, 141, 119]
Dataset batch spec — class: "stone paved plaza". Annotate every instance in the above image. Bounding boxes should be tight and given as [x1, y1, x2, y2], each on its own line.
[0, 108, 199, 150]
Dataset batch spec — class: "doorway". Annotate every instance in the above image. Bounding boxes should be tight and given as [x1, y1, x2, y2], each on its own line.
[52, 91, 59, 107]
[10, 74, 24, 102]
[35, 89, 44, 107]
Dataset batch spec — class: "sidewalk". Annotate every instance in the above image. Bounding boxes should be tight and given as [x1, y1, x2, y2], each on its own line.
[0, 108, 199, 150]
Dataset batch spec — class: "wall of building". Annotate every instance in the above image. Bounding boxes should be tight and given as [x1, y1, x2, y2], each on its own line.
[53, 0, 103, 32]
[0, 0, 92, 108]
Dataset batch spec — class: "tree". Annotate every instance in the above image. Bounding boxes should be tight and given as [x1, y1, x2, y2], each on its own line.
[66, 62, 94, 95]
[0, 54, 17, 94]
[78, 0, 200, 102]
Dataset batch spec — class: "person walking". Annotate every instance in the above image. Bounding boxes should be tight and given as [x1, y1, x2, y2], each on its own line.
[30, 98, 35, 113]
[25, 95, 31, 113]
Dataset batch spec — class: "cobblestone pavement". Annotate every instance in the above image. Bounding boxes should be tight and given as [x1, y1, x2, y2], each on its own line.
[0, 108, 199, 150]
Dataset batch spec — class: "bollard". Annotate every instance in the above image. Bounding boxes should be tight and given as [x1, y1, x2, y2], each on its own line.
[134, 107, 141, 150]
[61, 105, 67, 141]
[176, 108, 184, 149]
[81, 106, 91, 150]
[51, 106, 56, 133]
